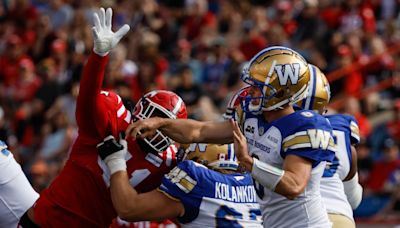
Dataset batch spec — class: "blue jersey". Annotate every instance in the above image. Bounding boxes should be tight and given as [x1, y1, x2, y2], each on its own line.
[320, 114, 361, 221]
[158, 160, 262, 228]
[323, 114, 360, 179]
[242, 109, 335, 227]
[244, 110, 335, 167]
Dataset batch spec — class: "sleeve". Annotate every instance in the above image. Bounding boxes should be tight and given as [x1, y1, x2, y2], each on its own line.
[75, 52, 110, 140]
[281, 116, 336, 165]
[346, 115, 361, 145]
[158, 161, 201, 223]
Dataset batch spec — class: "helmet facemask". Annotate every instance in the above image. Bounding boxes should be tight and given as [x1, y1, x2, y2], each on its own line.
[240, 72, 278, 114]
[134, 97, 176, 153]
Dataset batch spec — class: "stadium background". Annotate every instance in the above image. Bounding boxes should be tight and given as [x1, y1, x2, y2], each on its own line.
[0, 0, 399, 227]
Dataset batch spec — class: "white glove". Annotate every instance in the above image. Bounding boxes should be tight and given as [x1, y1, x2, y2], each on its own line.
[92, 8, 130, 56]
[97, 135, 127, 175]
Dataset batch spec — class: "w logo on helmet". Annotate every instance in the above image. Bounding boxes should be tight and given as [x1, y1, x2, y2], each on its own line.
[274, 63, 300, 86]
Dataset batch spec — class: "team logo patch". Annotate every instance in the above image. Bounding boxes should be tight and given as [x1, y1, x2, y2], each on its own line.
[275, 63, 300, 86]
[245, 125, 255, 134]
[301, 111, 314, 118]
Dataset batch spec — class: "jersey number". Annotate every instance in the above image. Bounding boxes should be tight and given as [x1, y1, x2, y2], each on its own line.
[216, 205, 261, 228]
[323, 130, 345, 177]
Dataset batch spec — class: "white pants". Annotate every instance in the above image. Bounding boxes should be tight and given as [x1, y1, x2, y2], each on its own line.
[0, 157, 39, 228]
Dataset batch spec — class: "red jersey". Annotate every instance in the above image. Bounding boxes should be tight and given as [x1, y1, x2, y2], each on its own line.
[33, 52, 177, 227]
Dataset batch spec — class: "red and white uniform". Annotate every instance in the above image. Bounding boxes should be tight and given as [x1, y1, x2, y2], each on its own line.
[33, 53, 177, 227]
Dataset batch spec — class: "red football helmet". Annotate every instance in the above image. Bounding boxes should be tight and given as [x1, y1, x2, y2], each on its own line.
[132, 90, 187, 153]
[223, 87, 249, 120]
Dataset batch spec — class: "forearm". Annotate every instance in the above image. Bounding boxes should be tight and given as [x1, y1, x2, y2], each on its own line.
[248, 155, 310, 200]
[274, 171, 306, 199]
[159, 118, 233, 144]
[76, 52, 108, 129]
[110, 171, 141, 219]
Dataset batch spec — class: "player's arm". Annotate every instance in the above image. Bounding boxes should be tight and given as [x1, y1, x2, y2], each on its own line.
[126, 117, 233, 144]
[97, 136, 184, 221]
[232, 120, 311, 200]
[109, 171, 184, 222]
[275, 155, 311, 199]
[75, 49, 109, 135]
[343, 145, 363, 209]
[76, 8, 129, 136]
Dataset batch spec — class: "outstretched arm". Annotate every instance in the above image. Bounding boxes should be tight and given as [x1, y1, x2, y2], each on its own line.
[76, 52, 109, 137]
[126, 117, 233, 144]
[110, 171, 184, 222]
[76, 8, 129, 138]
[97, 136, 184, 221]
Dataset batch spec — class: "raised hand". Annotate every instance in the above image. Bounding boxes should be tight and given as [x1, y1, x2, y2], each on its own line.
[231, 119, 253, 171]
[125, 117, 162, 140]
[97, 135, 127, 175]
[92, 8, 130, 56]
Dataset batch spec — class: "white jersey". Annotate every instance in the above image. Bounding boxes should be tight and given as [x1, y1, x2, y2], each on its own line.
[242, 110, 335, 228]
[320, 114, 360, 221]
[0, 141, 39, 228]
[159, 160, 262, 227]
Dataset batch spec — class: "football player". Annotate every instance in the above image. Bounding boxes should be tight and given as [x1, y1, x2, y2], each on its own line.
[297, 64, 363, 228]
[0, 140, 39, 227]
[97, 136, 262, 227]
[20, 8, 187, 227]
[127, 46, 335, 227]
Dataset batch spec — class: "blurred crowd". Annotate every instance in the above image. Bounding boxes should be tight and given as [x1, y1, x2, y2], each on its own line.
[0, 0, 400, 224]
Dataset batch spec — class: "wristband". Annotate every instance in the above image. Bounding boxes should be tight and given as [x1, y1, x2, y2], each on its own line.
[251, 158, 285, 191]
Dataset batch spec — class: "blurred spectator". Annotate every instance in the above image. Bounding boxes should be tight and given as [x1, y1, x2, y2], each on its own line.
[131, 60, 166, 103]
[0, 34, 31, 87]
[181, 0, 217, 42]
[357, 139, 374, 187]
[239, 20, 267, 60]
[168, 39, 203, 87]
[12, 58, 42, 103]
[386, 99, 400, 142]
[174, 65, 219, 120]
[202, 37, 230, 105]
[355, 138, 400, 219]
[293, 0, 326, 45]
[0, 106, 9, 143]
[343, 96, 371, 139]
[46, 81, 79, 128]
[336, 44, 364, 97]
[37, 110, 75, 166]
[30, 159, 50, 192]
[366, 139, 400, 193]
[40, 0, 74, 29]
[35, 58, 62, 111]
